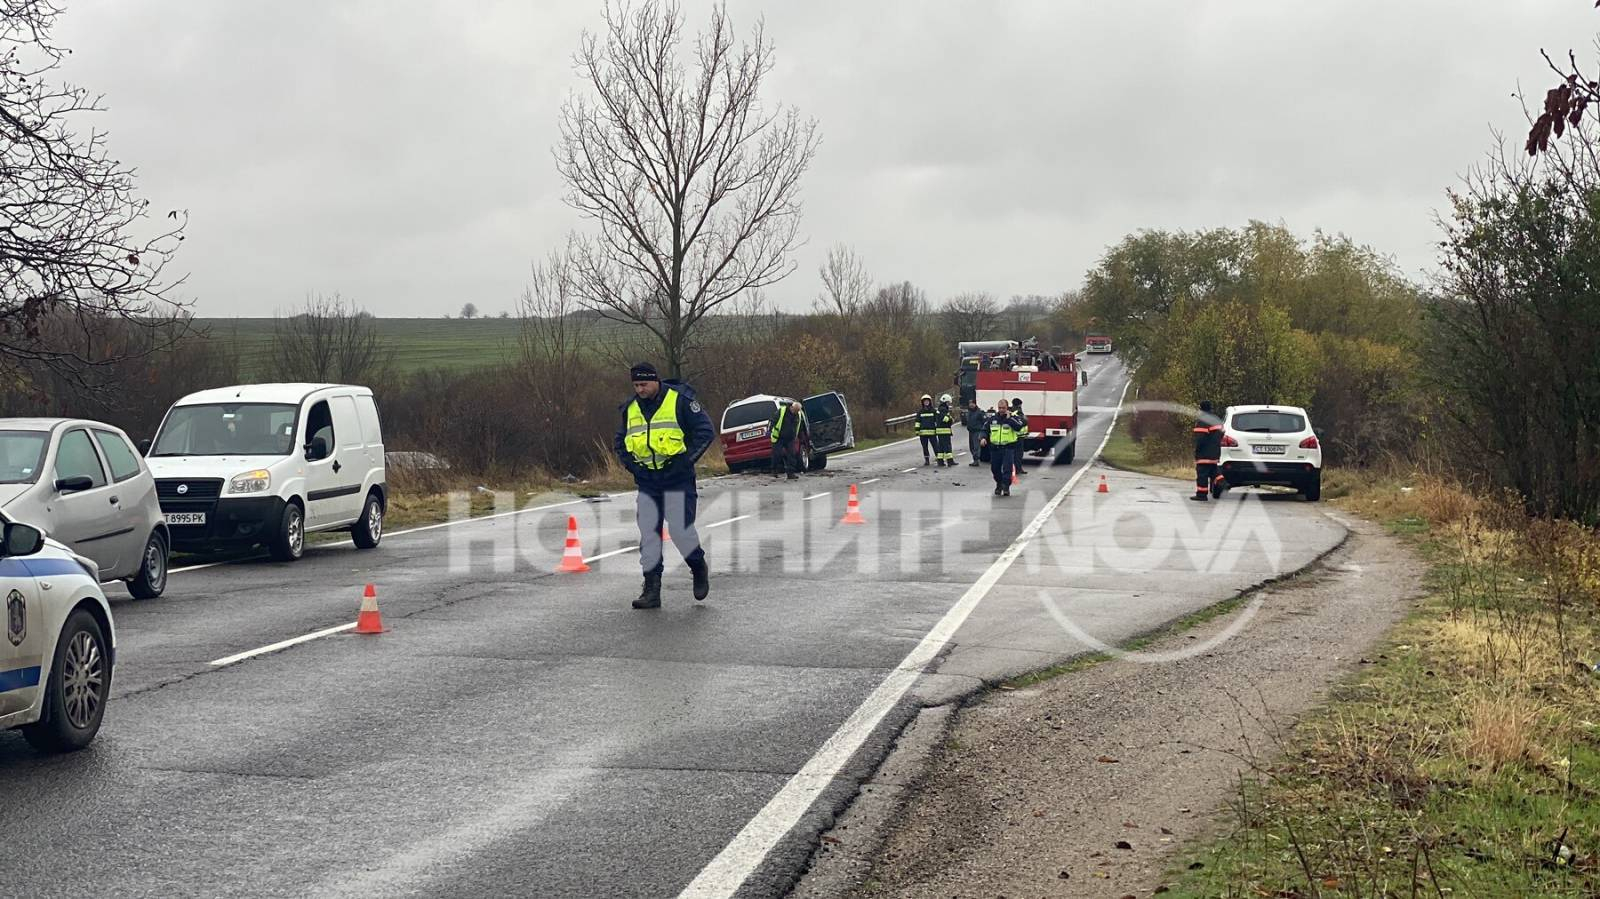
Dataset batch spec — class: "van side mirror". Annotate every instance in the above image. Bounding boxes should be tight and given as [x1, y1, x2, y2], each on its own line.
[2, 522, 44, 557]
[137, 438, 152, 456]
[305, 436, 328, 461]
[54, 475, 94, 493]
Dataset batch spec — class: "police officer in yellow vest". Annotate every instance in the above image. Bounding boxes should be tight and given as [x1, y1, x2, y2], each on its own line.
[612, 362, 716, 609]
[981, 402, 1023, 497]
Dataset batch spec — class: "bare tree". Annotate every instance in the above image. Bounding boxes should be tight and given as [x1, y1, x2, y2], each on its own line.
[1002, 294, 1051, 339]
[941, 292, 1000, 342]
[269, 293, 392, 384]
[460, 302, 479, 320]
[816, 243, 872, 324]
[863, 281, 928, 335]
[555, 1, 820, 378]
[517, 250, 583, 393]
[0, 1, 188, 386]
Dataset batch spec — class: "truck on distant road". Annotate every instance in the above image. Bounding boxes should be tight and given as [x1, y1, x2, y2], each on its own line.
[1085, 334, 1113, 354]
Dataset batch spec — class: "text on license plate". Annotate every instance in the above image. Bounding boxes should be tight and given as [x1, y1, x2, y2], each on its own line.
[736, 428, 764, 441]
[1251, 444, 1286, 454]
[166, 512, 206, 525]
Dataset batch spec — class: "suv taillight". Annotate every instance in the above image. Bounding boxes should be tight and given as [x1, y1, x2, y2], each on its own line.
[1221, 434, 1238, 448]
[1299, 435, 1319, 449]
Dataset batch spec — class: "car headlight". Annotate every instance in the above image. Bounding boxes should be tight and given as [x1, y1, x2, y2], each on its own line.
[228, 469, 272, 494]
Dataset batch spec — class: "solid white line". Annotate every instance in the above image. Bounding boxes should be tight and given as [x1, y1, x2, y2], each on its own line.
[859, 478, 881, 486]
[827, 436, 917, 458]
[901, 467, 917, 473]
[703, 514, 750, 529]
[802, 492, 831, 502]
[583, 546, 639, 563]
[209, 622, 358, 667]
[677, 376, 1133, 899]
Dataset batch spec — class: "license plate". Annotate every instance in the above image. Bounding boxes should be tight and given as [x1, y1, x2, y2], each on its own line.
[1251, 444, 1286, 455]
[166, 512, 206, 525]
[736, 428, 763, 441]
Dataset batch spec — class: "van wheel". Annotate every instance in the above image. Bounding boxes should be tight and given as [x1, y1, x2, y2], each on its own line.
[1056, 439, 1076, 466]
[1303, 473, 1322, 502]
[269, 502, 305, 561]
[22, 609, 110, 753]
[809, 453, 828, 471]
[126, 530, 168, 599]
[353, 492, 384, 549]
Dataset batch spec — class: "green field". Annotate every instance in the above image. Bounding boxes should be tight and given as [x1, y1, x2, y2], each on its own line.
[195, 314, 780, 378]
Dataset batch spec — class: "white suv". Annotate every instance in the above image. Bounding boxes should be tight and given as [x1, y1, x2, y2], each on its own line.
[1216, 404, 1323, 501]
[144, 384, 387, 561]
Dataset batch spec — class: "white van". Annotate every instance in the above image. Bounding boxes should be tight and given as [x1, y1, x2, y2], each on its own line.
[143, 384, 387, 561]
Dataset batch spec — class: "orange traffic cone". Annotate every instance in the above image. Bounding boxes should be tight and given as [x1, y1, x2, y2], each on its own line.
[840, 484, 867, 524]
[354, 583, 386, 634]
[661, 524, 671, 544]
[557, 515, 591, 573]
[1011, 467, 1019, 486]
[1097, 474, 1109, 493]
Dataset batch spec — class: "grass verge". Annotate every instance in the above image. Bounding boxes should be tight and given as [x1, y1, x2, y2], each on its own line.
[1156, 480, 1600, 896]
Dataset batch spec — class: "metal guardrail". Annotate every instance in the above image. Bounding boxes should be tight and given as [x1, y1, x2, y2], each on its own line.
[884, 413, 917, 431]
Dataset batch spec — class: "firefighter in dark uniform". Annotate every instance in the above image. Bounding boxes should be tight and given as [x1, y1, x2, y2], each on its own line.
[914, 394, 939, 465]
[612, 362, 717, 608]
[1192, 400, 1223, 502]
[934, 394, 956, 466]
[982, 402, 1022, 496]
[769, 400, 807, 480]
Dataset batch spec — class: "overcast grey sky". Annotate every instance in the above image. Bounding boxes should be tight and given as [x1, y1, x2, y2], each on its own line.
[53, 1, 1599, 317]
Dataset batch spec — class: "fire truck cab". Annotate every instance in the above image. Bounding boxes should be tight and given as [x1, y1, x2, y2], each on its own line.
[972, 341, 1079, 465]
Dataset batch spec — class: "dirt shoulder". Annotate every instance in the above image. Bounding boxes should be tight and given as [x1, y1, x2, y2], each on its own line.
[797, 514, 1423, 898]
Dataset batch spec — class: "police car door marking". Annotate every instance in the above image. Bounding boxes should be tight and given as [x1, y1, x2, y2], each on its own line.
[6, 589, 23, 646]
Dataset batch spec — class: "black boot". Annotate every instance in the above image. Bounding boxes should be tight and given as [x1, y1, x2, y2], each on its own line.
[632, 572, 663, 609]
[1189, 493, 1209, 502]
[689, 559, 710, 601]
[993, 484, 1003, 496]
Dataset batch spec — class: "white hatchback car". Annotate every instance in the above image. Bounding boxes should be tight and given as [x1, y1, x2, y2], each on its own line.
[0, 515, 115, 753]
[1216, 404, 1324, 501]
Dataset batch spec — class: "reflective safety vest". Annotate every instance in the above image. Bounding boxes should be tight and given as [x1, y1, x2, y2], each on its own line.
[989, 416, 1017, 446]
[914, 408, 939, 436]
[934, 408, 953, 436]
[1012, 411, 1028, 441]
[624, 388, 686, 469]
[771, 405, 803, 444]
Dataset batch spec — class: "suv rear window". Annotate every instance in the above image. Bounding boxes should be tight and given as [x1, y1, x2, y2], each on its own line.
[722, 401, 775, 430]
[1231, 412, 1306, 433]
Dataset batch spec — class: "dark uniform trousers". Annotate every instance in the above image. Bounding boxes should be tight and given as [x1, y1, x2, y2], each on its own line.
[989, 444, 1014, 487]
[637, 483, 704, 576]
[772, 439, 802, 476]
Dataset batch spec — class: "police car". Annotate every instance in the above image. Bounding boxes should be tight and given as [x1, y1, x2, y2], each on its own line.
[0, 513, 115, 752]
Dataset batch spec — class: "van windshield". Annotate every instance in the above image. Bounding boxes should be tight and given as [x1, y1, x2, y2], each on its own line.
[0, 431, 48, 483]
[151, 404, 299, 456]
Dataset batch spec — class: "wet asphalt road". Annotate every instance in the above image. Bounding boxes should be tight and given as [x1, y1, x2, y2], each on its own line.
[0, 357, 1343, 898]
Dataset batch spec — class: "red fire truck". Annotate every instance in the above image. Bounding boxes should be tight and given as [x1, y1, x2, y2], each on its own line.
[973, 341, 1080, 465]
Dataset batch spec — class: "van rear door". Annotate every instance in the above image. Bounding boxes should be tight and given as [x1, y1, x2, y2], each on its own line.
[802, 392, 854, 455]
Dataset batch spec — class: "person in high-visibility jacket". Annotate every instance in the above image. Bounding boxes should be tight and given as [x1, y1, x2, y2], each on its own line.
[1192, 399, 1223, 502]
[934, 394, 956, 467]
[913, 394, 939, 466]
[612, 362, 716, 609]
[769, 400, 807, 480]
[1009, 397, 1029, 481]
[981, 403, 1023, 497]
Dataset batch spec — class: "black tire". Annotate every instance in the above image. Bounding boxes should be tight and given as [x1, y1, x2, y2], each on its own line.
[22, 608, 111, 753]
[1210, 478, 1228, 499]
[268, 501, 305, 561]
[352, 491, 384, 549]
[125, 529, 168, 599]
[1056, 438, 1076, 466]
[1303, 472, 1322, 502]
[809, 453, 828, 472]
[726, 460, 747, 474]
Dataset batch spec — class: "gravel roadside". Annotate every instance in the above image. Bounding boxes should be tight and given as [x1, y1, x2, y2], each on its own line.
[796, 514, 1423, 898]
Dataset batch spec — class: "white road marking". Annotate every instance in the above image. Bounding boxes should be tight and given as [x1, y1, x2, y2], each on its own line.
[901, 467, 917, 473]
[703, 514, 750, 529]
[208, 622, 358, 667]
[859, 478, 881, 486]
[828, 436, 917, 458]
[677, 377, 1133, 899]
[802, 492, 831, 502]
[584, 546, 639, 563]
